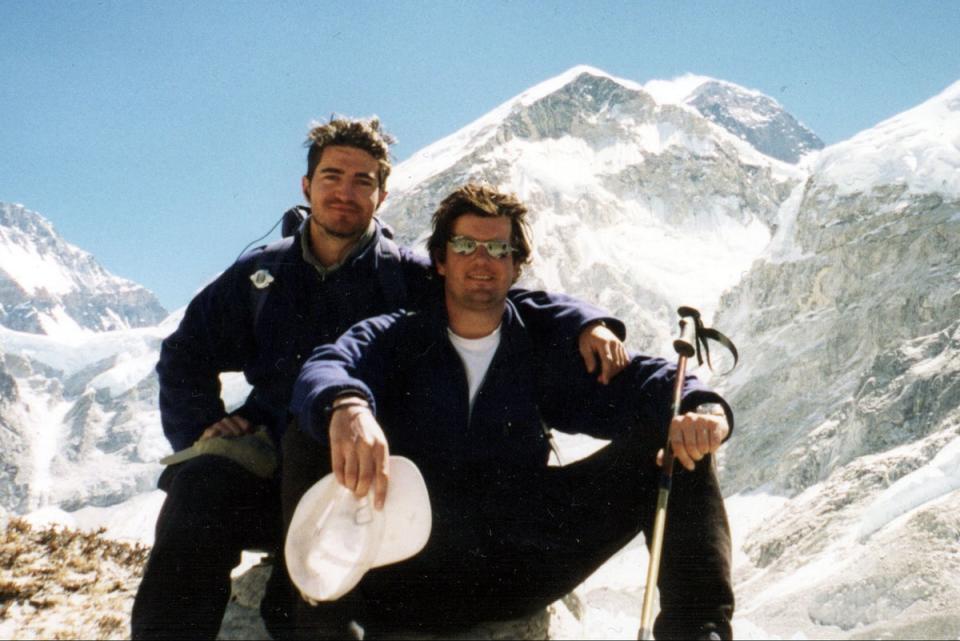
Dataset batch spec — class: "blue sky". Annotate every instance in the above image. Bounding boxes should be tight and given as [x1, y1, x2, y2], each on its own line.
[2, 0, 957, 311]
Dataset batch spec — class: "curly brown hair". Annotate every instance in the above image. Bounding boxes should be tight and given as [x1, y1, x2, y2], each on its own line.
[428, 183, 533, 279]
[304, 116, 396, 188]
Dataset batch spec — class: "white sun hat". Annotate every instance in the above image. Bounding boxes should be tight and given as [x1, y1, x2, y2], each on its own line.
[285, 456, 432, 603]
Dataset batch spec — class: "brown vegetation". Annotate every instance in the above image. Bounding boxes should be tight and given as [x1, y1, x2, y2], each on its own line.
[0, 517, 148, 640]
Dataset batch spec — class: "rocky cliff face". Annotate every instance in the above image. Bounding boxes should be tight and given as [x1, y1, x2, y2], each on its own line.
[687, 80, 824, 163]
[0, 326, 171, 513]
[714, 80, 960, 637]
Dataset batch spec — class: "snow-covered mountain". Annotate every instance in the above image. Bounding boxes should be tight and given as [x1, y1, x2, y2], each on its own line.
[0, 203, 173, 513]
[5, 66, 960, 638]
[714, 79, 960, 637]
[382, 65, 804, 352]
[0, 202, 167, 337]
[0, 308, 253, 515]
[0, 320, 167, 514]
[644, 74, 825, 164]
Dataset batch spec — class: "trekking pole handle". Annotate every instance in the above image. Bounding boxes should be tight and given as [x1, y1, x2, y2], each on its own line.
[673, 315, 697, 358]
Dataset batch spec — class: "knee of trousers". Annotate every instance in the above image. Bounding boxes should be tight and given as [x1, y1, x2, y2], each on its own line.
[162, 455, 274, 520]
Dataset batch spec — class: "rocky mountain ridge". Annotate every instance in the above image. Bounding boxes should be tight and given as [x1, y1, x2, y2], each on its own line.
[713, 79, 960, 637]
[0, 203, 167, 337]
[383, 67, 803, 352]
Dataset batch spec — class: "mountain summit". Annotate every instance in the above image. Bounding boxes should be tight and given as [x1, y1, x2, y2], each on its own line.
[383, 65, 805, 350]
[0, 203, 167, 337]
[685, 79, 824, 163]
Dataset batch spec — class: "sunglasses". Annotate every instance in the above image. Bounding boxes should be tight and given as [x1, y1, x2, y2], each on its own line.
[447, 235, 517, 259]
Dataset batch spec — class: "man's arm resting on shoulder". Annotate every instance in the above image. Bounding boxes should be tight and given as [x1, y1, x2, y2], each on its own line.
[509, 289, 629, 383]
[399, 254, 629, 383]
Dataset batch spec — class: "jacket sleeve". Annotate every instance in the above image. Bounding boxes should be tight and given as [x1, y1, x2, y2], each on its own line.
[290, 312, 404, 446]
[506, 288, 626, 349]
[156, 259, 259, 451]
[538, 350, 734, 443]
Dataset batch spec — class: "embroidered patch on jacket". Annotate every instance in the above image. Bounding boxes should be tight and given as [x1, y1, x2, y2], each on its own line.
[250, 269, 275, 289]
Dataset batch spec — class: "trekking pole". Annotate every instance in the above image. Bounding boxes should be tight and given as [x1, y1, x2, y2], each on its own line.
[637, 308, 697, 640]
[637, 306, 737, 640]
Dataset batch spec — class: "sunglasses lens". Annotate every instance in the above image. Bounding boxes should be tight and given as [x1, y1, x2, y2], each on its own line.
[450, 237, 477, 254]
[448, 236, 514, 258]
[485, 241, 511, 258]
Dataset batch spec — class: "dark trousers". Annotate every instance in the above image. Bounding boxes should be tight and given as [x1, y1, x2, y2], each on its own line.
[281, 421, 734, 640]
[131, 455, 295, 640]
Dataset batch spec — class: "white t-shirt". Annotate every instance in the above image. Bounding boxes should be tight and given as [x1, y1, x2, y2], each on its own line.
[447, 325, 502, 412]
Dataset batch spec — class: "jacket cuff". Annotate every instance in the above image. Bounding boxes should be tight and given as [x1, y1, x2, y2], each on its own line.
[305, 384, 376, 444]
[581, 317, 627, 341]
[680, 391, 735, 440]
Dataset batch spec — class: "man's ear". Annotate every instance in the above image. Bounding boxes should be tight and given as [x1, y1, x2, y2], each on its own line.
[433, 250, 447, 277]
[301, 176, 311, 203]
[375, 189, 388, 211]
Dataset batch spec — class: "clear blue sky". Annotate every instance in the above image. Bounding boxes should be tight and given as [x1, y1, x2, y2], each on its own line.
[2, 1, 957, 311]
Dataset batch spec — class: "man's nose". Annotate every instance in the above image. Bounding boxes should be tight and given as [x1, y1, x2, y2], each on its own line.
[332, 180, 356, 201]
[471, 245, 496, 261]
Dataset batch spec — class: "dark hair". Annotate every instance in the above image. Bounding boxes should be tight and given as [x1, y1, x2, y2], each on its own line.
[427, 183, 533, 278]
[304, 116, 395, 188]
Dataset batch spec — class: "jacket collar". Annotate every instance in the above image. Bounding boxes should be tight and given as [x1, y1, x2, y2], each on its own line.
[298, 215, 379, 277]
[423, 297, 530, 355]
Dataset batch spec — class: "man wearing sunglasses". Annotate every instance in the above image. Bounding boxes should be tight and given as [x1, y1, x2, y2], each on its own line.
[286, 184, 735, 639]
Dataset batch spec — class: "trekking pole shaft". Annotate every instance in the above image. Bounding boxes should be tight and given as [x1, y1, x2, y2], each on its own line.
[638, 488, 670, 640]
[638, 349, 690, 640]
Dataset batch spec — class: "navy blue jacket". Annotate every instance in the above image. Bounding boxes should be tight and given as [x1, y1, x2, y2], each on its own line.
[157, 217, 621, 451]
[291, 300, 731, 489]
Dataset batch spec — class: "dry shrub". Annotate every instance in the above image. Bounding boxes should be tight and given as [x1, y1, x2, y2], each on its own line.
[97, 614, 125, 636]
[2, 516, 150, 639]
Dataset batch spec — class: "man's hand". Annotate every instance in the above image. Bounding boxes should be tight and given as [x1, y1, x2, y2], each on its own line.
[579, 321, 629, 385]
[329, 399, 390, 510]
[200, 414, 254, 440]
[657, 411, 730, 471]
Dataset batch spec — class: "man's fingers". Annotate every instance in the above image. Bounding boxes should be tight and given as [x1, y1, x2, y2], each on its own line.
[342, 448, 359, 492]
[671, 424, 696, 471]
[233, 415, 252, 433]
[681, 420, 706, 465]
[200, 414, 250, 441]
[373, 449, 389, 510]
[331, 447, 347, 487]
[220, 417, 240, 436]
[580, 340, 598, 374]
[355, 467, 372, 500]
[598, 343, 614, 384]
[694, 425, 711, 459]
[709, 424, 724, 451]
[200, 425, 220, 441]
[354, 441, 377, 500]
